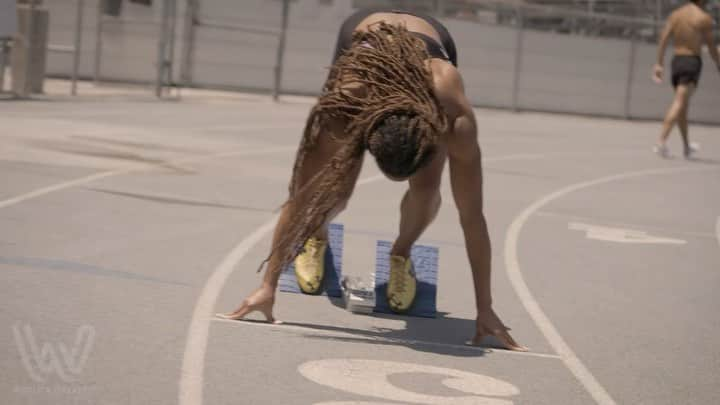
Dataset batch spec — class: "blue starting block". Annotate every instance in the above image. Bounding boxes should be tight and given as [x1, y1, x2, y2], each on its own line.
[278, 223, 343, 297]
[374, 241, 438, 318]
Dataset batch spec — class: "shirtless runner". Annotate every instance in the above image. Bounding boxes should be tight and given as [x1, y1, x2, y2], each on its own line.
[653, 0, 719, 158]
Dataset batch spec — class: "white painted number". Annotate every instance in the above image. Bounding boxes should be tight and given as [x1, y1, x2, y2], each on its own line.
[569, 222, 686, 245]
[299, 359, 519, 405]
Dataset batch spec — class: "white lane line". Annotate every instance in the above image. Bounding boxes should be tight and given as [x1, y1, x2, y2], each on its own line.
[0, 171, 123, 209]
[356, 174, 385, 186]
[0, 146, 295, 210]
[211, 318, 562, 360]
[179, 216, 279, 405]
[178, 153, 546, 405]
[178, 176, 380, 405]
[504, 166, 718, 405]
[483, 154, 544, 162]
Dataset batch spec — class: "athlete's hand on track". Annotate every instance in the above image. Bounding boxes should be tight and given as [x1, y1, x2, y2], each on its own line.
[470, 307, 528, 352]
[652, 64, 665, 84]
[217, 284, 280, 324]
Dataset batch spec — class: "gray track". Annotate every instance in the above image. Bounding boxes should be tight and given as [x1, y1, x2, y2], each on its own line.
[1, 88, 718, 405]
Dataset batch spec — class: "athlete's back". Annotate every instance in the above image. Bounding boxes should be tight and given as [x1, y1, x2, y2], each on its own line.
[668, 3, 713, 56]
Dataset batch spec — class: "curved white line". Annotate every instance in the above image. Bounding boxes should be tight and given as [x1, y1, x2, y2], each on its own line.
[0, 147, 295, 210]
[0, 171, 122, 209]
[179, 216, 279, 405]
[504, 166, 718, 405]
[177, 153, 547, 405]
[178, 179, 376, 405]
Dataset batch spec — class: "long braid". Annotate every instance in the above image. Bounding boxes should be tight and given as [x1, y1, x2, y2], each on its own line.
[261, 22, 448, 274]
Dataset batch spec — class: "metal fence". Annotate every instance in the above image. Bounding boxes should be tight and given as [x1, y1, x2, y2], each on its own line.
[39, 0, 720, 123]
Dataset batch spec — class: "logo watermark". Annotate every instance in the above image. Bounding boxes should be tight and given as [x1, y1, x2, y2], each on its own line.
[13, 323, 95, 384]
[12, 324, 96, 396]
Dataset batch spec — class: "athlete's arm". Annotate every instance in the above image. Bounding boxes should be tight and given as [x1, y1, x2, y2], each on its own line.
[701, 16, 720, 71]
[445, 87, 491, 312]
[654, 15, 674, 82]
[435, 66, 525, 351]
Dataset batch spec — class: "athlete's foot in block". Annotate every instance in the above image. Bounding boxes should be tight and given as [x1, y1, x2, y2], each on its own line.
[217, 286, 280, 324]
[468, 308, 528, 352]
[295, 238, 327, 294]
[387, 255, 417, 313]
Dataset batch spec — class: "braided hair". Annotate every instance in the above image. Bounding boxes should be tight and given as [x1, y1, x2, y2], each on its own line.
[262, 22, 448, 274]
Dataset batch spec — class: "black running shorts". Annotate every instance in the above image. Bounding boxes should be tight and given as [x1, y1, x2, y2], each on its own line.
[671, 55, 702, 88]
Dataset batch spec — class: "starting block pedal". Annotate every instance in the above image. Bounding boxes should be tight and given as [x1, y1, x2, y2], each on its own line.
[278, 223, 343, 297]
[373, 241, 439, 318]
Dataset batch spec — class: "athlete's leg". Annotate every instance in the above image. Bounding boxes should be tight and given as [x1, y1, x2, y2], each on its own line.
[677, 104, 689, 151]
[221, 120, 363, 320]
[293, 145, 363, 294]
[677, 83, 696, 156]
[391, 147, 447, 258]
[657, 84, 691, 149]
[385, 147, 446, 312]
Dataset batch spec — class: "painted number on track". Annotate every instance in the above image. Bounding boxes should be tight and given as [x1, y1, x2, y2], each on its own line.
[299, 358, 519, 405]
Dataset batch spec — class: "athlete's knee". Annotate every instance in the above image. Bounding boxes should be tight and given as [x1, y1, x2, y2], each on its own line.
[679, 104, 689, 117]
[663, 109, 676, 125]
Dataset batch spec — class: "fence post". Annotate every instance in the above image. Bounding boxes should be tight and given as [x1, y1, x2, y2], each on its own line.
[94, 0, 104, 84]
[156, 0, 171, 97]
[166, 0, 177, 92]
[72, 0, 84, 95]
[21, 0, 37, 97]
[180, 0, 198, 87]
[623, 31, 637, 120]
[511, 8, 524, 112]
[273, 0, 289, 101]
[0, 40, 8, 92]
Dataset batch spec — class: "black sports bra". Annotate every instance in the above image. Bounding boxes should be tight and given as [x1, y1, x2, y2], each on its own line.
[333, 8, 458, 67]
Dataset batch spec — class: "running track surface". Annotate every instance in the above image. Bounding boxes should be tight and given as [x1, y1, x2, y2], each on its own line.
[2, 86, 719, 405]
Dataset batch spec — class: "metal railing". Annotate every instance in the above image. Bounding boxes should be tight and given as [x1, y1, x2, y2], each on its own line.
[93, 0, 166, 89]
[38, 0, 720, 124]
[46, 0, 84, 95]
[179, 0, 290, 100]
[0, 38, 11, 93]
[156, 0, 177, 97]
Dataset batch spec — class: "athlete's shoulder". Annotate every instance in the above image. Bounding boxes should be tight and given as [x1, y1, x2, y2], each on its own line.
[669, 7, 682, 20]
[430, 61, 466, 119]
[699, 10, 714, 27]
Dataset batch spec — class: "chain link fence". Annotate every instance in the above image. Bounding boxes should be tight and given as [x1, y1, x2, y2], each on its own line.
[37, 0, 720, 123]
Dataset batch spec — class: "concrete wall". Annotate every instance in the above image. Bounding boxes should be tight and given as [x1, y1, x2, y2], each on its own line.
[42, 0, 719, 124]
[45, 0, 160, 83]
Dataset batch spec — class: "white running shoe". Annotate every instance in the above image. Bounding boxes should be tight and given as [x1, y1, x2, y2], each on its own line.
[684, 142, 699, 159]
[653, 144, 670, 158]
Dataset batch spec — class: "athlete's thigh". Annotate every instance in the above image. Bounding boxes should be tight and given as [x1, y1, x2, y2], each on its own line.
[673, 83, 695, 109]
[293, 119, 364, 197]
